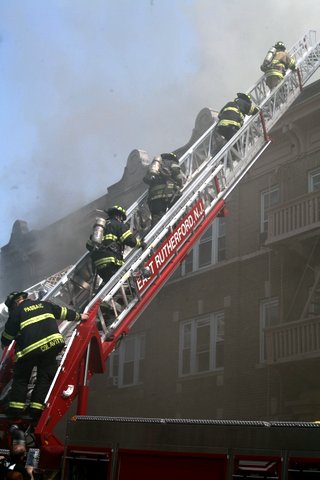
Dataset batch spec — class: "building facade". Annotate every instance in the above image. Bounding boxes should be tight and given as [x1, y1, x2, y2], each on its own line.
[1, 83, 320, 422]
[89, 80, 320, 422]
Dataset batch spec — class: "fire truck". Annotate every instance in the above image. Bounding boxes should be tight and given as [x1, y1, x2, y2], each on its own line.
[0, 31, 320, 479]
[61, 415, 320, 479]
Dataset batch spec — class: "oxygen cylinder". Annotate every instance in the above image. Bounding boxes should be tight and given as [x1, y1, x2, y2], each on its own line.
[260, 46, 276, 72]
[92, 217, 106, 246]
[265, 46, 276, 64]
[149, 155, 162, 180]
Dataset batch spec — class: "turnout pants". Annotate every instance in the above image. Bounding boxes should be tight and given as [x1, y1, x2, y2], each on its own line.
[97, 263, 119, 287]
[148, 196, 179, 227]
[266, 75, 283, 90]
[217, 125, 239, 142]
[8, 349, 60, 418]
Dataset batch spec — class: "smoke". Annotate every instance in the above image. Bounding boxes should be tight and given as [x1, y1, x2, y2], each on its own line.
[1, 0, 320, 244]
[187, 0, 320, 107]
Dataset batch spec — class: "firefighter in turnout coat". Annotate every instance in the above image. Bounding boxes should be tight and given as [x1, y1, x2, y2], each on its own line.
[1, 291, 89, 421]
[264, 41, 296, 91]
[86, 205, 144, 286]
[217, 92, 259, 142]
[143, 153, 185, 227]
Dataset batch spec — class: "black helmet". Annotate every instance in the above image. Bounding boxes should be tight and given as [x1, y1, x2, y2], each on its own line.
[106, 205, 127, 221]
[237, 92, 251, 103]
[9, 425, 26, 446]
[274, 41, 286, 51]
[5, 291, 28, 309]
[160, 152, 178, 162]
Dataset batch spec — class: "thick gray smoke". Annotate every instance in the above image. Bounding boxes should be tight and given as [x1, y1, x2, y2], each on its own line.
[1, 0, 320, 245]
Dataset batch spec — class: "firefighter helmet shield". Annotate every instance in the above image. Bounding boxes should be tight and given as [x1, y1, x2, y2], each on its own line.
[106, 205, 127, 221]
[274, 41, 286, 51]
[5, 291, 28, 309]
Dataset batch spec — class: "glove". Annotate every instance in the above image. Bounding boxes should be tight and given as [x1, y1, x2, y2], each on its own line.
[80, 313, 89, 322]
[140, 240, 147, 249]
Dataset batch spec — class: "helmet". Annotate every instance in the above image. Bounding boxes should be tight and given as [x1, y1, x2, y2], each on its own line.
[9, 425, 26, 446]
[106, 205, 127, 221]
[160, 152, 178, 162]
[237, 92, 251, 103]
[5, 291, 28, 309]
[274, 41, 286, 51]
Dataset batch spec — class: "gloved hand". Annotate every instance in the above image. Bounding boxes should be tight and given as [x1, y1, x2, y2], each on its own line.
[140, 240, 147, 249]
[81, 313, 90, 322]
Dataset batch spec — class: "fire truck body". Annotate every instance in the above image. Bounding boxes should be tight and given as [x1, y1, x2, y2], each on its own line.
[61, 415, 320, 479]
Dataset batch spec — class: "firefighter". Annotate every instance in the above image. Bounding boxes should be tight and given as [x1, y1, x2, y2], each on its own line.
[1, 291, 89, 422]
[263, 41, 296, 91]
[217, 93, 260, 142]
[143, 152, 185, 227]
[86, 205, 145, 287]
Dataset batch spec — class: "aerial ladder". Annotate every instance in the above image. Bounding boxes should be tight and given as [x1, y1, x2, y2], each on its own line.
[0, 30, 319, 458]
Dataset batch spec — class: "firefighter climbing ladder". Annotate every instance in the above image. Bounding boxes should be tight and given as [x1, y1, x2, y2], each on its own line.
[0, 30, 320, 448]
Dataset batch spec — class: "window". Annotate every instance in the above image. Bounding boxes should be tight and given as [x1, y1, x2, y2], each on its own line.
[260, 298, 279, 362]
[108, 334, 145, 387]
[179, 312, 224, 377]
[308, 168, 320, 192]
[217, 216, 226, 261]
[182, 218, 226, 275]
[260, 186, 279, 233]
[307, 284, 320, 316]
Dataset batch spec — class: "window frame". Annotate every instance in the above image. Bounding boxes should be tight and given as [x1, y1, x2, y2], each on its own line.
[181, 218, 226, 275]
[179, 311, 224, 377]
[260, 185, 280, 233]
[108, 333, 145, 387]
[259, 297, 279, 363]
[308, 167, 320, 193]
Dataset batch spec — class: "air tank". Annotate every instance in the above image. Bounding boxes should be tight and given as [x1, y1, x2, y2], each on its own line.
[92, 217, 106, 246]
[261, 46, 276, 72]
[149, 155, 162, 180]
